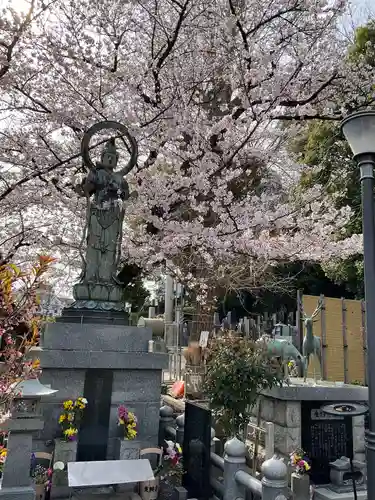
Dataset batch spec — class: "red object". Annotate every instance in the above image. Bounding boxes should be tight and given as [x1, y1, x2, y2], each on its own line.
[170, 381, 184, 398]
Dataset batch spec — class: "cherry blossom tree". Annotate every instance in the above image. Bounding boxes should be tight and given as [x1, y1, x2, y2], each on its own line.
[0, 0, 373, 297]
[0, 255, 55, 415]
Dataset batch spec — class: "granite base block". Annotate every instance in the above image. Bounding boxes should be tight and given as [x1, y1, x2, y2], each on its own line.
[314, 487, 367, 500]
[43, 322, 151, 352]
[263, 378, 368, 401]
[33, 348, 168, 370]
[0, 486, 35, 500]
[114, 438, 141, 460]
[291, 473, 310, 499]
[51, 439, 77, 495]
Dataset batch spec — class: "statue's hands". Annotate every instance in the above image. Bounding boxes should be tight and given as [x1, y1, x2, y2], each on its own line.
[74, 183, 85, 197]
[74, 179, 95, 197]
[128, 190, 138, 200]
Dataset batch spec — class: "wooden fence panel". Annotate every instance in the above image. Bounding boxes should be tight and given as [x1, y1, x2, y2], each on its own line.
[303, 295, 366, 383]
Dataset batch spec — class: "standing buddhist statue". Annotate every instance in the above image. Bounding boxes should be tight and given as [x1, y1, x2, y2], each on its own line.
[73, 121, 138, 311]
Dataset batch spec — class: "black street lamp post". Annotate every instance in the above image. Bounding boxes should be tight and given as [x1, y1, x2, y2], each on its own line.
[341, 110, 375, 499]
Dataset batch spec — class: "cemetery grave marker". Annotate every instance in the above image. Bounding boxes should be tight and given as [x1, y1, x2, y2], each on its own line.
[301, 401, 353, 485]
[182, 401, 212, 500]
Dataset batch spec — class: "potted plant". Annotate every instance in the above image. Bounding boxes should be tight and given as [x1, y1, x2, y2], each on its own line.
[31, 464, 51, 500]
[115, 405, 141, 459]
[157, 441, 184, 500]
[204, 335, 283, 439]
[290, 448, 311, 498]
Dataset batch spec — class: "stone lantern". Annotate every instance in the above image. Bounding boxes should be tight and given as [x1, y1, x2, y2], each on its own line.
[0, 378, 57, 500]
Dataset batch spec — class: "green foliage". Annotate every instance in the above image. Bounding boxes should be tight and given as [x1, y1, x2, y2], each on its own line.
[285, 20, 375, 296]
[122, 279, 150, 312]
[351, 379, 364, 386]
[118, 263, 150, 312]
[348, 20, 375, 65]
[204, 335, 283, 437]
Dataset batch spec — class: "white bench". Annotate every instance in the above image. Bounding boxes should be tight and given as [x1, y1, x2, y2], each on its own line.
[67, 459, 154, 497]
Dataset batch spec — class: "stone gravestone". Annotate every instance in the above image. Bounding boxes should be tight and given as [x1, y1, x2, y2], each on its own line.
[301, 401, 353, 485]
[182, 402, 212, 500]
[31, 121, 168, 484]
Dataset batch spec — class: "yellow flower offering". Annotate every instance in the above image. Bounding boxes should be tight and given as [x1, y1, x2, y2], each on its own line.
[63, 400, 74, 410]
[59, 396, 87, 442]
[64, 427, 78, 440]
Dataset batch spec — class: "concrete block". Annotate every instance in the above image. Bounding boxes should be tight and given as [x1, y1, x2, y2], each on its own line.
[353, 425, 365, 453]
[142, 402, 160, 437]
[52, 439, 77, 489]
[259, 398, 275, 421]
[284, 401, 301, 427]
[1, 418, 44, 432]
[111, 371, 162, 404]
[34, 402, 61, 442]
[354, 452, 366, 462]
[273, 424, 301, 455]
[35, 349, 168, 370]
[114, 438, 142, 460]
[353, 415, 365, 428]
[263, 381, 368, 402]
[314, 486, 367, 500]
[0, 486, 36, 500]
[2, 433, 33, 488]
[43, 323, 151, 352]
[262, 398, 301, 427]
[40, 369, 86, 401]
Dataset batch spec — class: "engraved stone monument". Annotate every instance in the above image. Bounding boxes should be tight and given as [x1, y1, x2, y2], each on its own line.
[31, 121, 167, 496]
[248, 379, 367, 486]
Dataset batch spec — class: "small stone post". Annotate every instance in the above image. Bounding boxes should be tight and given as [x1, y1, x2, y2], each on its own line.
[159, 405, 174, 444]
[261, 456, 289, 500]
[176, 413, 185, 445]
[210, 427, 216, 453]
[223, 438, 246, 500]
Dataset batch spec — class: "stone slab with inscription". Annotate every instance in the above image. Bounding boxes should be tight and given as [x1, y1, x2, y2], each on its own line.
[301, 401, 353, 485]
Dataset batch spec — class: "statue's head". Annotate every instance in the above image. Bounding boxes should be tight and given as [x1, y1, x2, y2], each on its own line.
[100, 138, 119, 169]
[304, 317, 313, 328]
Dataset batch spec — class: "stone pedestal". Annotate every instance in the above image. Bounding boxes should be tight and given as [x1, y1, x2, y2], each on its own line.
[314, 487, 367, 500]
[114, 438, 141, 460]
[291, 472, 310, 499]
[52, 439, 77, 488]
[31, 308, 168, 464]
[329, 456, 366, 493]
[0, 417, 44, 500]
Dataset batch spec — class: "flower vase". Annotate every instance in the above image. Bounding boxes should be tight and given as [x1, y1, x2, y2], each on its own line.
[114, 437, 141, 460]
[159, 480, 175, 500]
[140, 476, 160, 500]
[291, 472, 310, 499]
[52, 439, 77, 489]
[34, 483, 45, 500]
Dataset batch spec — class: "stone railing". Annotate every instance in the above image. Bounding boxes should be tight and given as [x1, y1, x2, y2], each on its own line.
[159, 405, 289, 500]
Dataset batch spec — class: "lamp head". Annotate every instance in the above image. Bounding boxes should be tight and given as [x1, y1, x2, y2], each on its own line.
[341, 110, 375, 159]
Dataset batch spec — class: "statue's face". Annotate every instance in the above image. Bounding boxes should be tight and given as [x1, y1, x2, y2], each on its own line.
[305, 318, 313, 328]
[102, 152, 117, 169]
